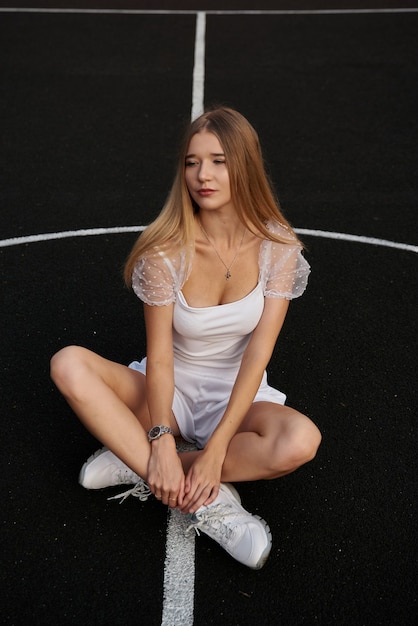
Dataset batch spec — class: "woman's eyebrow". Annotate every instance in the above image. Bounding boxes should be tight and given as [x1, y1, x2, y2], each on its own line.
[185, 152, 225, 158]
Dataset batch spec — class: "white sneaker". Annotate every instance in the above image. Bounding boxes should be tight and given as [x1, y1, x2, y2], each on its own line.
[187, 483, 272, 570]
[79, 447, 141, 490]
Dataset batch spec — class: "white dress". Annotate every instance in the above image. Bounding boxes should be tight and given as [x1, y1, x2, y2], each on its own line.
[129, 221, 310, 448]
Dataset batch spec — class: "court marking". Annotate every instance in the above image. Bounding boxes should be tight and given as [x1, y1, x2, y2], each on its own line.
[161, 440, 198, 626]
[0, 227, 416, 253]
[191, 12, 206, 121]
[161, 511, 195, 626]
[1, 8, 417, 15]
[295, 229, 418, 253]
[166, 15, 205, 620]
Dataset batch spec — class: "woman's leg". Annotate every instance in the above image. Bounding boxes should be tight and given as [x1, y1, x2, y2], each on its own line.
[177, 403, 317, 570]
[179, 402, 321, 482]
[50, 345, 180, 480]
[50, 349, 279, 569]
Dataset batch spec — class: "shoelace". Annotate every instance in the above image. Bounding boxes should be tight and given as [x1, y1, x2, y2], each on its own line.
[186, 504, 239, 542]
[107, 480, 152, 504]
[115, 467, 141, 485]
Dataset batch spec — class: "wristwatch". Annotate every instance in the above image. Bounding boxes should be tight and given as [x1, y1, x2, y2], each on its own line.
[148, 425, 174, 442]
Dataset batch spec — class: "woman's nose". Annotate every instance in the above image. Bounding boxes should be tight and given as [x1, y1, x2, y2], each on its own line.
[198, 161, 212, 181]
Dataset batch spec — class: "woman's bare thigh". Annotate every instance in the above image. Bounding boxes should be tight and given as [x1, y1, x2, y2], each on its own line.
[52, 345, 151, 428]
[237, 401, 310, 436]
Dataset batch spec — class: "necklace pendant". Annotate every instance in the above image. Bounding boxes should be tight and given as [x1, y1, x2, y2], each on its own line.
[225, 270, 231, 280]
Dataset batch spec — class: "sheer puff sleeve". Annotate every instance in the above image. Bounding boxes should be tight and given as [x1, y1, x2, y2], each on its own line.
[131, 246, 192, 306]
[260, 221, 311, 300]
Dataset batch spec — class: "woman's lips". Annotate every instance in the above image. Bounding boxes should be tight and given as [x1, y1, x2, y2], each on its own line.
[198, 189, 215, 196]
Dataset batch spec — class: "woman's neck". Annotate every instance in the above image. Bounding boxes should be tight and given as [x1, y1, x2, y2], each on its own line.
[196, 211, 245, 247]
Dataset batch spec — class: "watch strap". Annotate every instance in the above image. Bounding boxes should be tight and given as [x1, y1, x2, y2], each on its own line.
[148, 425, 174, 442]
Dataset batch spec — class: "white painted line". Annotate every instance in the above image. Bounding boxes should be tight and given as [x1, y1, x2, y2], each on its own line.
[161, 511, 196, 626]
[0, 226, 145, 248]
[1, 227, 416, 253]
[1, 8, 417, 15]
[191, 12, 206, 121]
[205, 9, 418, 15]
[294, 228, 418, 253]
[0, 8, 193, 14]
[161, 442, 197, 626]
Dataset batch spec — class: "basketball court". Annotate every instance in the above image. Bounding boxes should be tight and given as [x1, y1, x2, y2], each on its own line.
[1, 2, 417, 624]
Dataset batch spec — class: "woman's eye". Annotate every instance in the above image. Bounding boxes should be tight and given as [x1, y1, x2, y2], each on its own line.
[185, 160, 198, 167]
[214, 159, 226, 165]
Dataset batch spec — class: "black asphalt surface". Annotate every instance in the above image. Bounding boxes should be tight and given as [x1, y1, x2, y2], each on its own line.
[1, 2, 417, 625]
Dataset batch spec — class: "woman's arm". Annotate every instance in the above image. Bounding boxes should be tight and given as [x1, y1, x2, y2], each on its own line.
[180, 296, 290, 511]
[143, 303, 186, 506]
[143, 302, 176, 426]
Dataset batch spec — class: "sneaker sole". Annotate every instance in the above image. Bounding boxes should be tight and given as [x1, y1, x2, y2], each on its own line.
[252, 515, 273, 570]
[78, 447, 108, 489]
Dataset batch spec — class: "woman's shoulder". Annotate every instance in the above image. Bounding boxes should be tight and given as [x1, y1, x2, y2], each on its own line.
[259, 221, 310, 300]
[132, 243, 193, 305]
[264, 219, 299, 243]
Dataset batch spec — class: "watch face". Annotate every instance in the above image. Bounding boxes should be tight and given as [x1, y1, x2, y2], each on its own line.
[149, 426, 160, 439]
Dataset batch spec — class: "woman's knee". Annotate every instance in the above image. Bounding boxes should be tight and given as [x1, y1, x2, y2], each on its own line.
[50, 345, 92, 392]
[272, 420, 322, 474]
[295, 422, 322, 465]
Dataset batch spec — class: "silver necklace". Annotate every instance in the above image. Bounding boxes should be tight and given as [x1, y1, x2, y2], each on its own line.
[198, 219, 246, 280]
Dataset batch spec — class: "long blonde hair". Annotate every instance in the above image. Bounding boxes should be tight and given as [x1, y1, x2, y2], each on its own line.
[124, 107, 300, 285]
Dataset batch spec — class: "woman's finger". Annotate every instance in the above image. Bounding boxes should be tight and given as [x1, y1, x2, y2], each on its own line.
[168, 494, 178, 508]
[203, 485, 219, 507]
[184, 484, 214, 514]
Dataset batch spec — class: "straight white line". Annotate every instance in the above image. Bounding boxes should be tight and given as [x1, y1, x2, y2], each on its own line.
[0, 227, 416, 253]
[1, 8, 417, 15]
[191, 12, 206, 121]
[161, 442, 197, 626]
[162, 22, 206, 615]
[0, 8, 191, 14]
[161, 512, 195, 626]
[162, 518, 195, 626]
[206, 8, 418, 15]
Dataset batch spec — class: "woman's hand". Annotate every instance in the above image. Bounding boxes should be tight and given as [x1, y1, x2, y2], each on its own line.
[178, 448, 225, 514]
[147, 436, 185, 508]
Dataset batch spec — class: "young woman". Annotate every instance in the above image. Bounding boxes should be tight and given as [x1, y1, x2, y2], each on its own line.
[51, 107, 321, 570]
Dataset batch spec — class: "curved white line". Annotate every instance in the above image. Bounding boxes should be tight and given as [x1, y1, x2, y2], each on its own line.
[0, 226, 416, 253]
[294, 228, 418, 253]
[0, 226, 146, 248]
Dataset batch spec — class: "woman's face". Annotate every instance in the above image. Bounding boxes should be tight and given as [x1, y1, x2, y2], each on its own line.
[184, 131, 234, 213]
